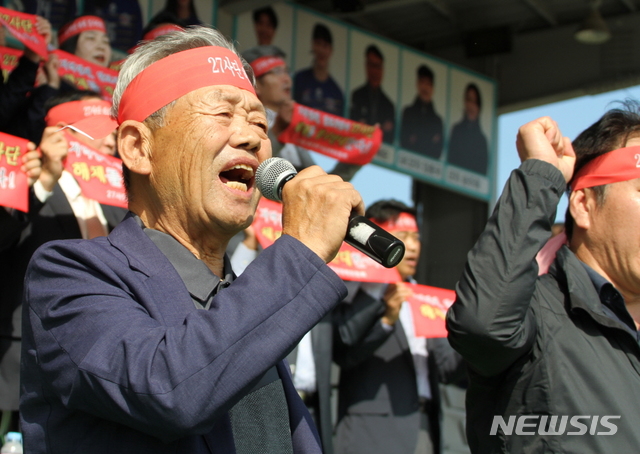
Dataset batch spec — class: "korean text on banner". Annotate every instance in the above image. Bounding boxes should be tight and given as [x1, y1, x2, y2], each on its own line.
[252, 197, 400, 283]
[54, 50, 119, 101]
[0, 46, 23, 82]
[0, 132, 30, 212]
[0, 7, 48, 60]
[278, 103, 382, 165]
[63, 132, 127, 208]
[405, 283, 455, 338]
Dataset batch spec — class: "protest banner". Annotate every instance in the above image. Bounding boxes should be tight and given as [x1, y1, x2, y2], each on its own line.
[63, 132, 127, 208]
[405, 283, 455, 338]
[278, 103, 382, 165]
[252, 197, 401, 283]
[0, 46, 23, 82]
[54, 49, 118, 101]
[0, 7, 48, 60]
[0, 132, 30, 212]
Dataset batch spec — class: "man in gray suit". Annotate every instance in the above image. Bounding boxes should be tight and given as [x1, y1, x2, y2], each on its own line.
[333, 200, 465, 454]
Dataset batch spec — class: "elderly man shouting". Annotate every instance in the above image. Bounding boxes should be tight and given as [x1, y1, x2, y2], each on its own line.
[20, 26, 363, 454]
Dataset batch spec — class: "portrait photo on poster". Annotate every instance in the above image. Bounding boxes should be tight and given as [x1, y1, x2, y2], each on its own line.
[292, 13, 348, 118]
[348, 32, 399, 146]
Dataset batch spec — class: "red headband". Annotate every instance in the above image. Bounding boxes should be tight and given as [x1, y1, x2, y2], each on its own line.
[571, 146, 640, 190]
[372, 212, 419, 233]
[58, 16, 106, 45]
[250, 56, 285, 77]
[69, 46, 256, 139]
[128, 24, 185, 54]
[46, 99, 112, 126]
[143, 24, 183, 41]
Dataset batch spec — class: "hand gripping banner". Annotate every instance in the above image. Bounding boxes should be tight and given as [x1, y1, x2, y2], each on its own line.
[0, 132, 31, 212]
[62, 131, 127, 208]
[0, 7, 48, 60]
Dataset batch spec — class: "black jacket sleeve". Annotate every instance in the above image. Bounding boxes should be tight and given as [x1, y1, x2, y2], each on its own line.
[0, 56, 38, 129]
[446, 159, 566, 377]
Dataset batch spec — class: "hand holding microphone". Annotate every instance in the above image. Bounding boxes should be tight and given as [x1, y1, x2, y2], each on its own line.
[256, 158, 405, 268]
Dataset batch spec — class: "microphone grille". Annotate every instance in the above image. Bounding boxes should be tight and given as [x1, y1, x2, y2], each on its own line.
[255, 157, 297, 201]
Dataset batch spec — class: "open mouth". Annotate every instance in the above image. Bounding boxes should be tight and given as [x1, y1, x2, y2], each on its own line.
[94, 55, 106, 64]
[220, 164, 255, 192]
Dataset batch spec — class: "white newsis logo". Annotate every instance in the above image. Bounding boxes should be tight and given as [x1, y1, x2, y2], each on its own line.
[490, 415, 620, 436]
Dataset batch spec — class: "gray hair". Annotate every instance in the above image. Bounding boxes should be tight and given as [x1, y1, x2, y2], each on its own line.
[111, 26, 256, 130]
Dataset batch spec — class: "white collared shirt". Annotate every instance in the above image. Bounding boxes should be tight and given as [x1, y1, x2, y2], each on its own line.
[34, 171, 108, 239]
[355, 281, 432, 400]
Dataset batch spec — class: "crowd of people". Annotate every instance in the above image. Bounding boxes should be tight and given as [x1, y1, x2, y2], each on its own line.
[2, 5, 640, 454]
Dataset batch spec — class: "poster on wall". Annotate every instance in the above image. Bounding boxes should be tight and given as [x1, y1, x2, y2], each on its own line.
[233, 3, 294, 55]
[231, 1, 497, 202]
[291, 10, 347, 118]
[348, 31, 399, 150]
[443, 69, 495, 198]
[395, 50, 449, 183]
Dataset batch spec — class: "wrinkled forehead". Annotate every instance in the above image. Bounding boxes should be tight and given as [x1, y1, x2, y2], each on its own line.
[176, 85, 266, 116]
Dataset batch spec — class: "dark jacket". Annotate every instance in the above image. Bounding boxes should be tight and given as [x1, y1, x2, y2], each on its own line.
[21, 215, 346, 453]
[400, 98, 444, 159]
[333, 286, 465, 454]
[349, 84, 395, 144]
[447, 159, 640, 453]
[447, 117, 488, 175]
[0, 186, 126, 363]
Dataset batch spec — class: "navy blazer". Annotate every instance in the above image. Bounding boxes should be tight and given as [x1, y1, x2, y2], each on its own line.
[20, 214, 347, 453]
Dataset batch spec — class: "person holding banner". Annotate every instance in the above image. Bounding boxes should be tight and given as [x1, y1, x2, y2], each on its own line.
[0, 13, 55, 137]
[58, 15, 112, 68]
[333, 199, 465, 454]
[241, 44, 314, 172]
[242, 44, 360, 182]
[447, 104, 640, 453]
[0, 143, 42, 251]
[0, 89, 126, 433]
[20, 26, 364, 453]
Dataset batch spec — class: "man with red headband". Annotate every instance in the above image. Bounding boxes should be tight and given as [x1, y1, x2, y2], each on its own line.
[20, 26, 363, 453]
[447, 103, 640, 453]
[333, 199, 465, 454]
[242, 44, 360, 182]
[0, 89, 126, 432]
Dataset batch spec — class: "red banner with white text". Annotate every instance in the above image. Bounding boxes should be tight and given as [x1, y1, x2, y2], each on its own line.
[252, 198, 401, 283]
[54, 50, 118, 101]
[405, 283, 455, 338]
[278, 103, 382, 165]
[0, 132, 30, 212]
[0, 7, 48, 60]
[62, 132, 127, 208]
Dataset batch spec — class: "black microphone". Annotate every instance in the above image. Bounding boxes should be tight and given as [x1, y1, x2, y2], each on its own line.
[255, 157, 405, 268]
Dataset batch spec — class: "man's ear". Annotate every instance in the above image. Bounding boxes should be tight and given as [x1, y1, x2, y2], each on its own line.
[569, 188, 593, 231]
[118, 120, 153, 176]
